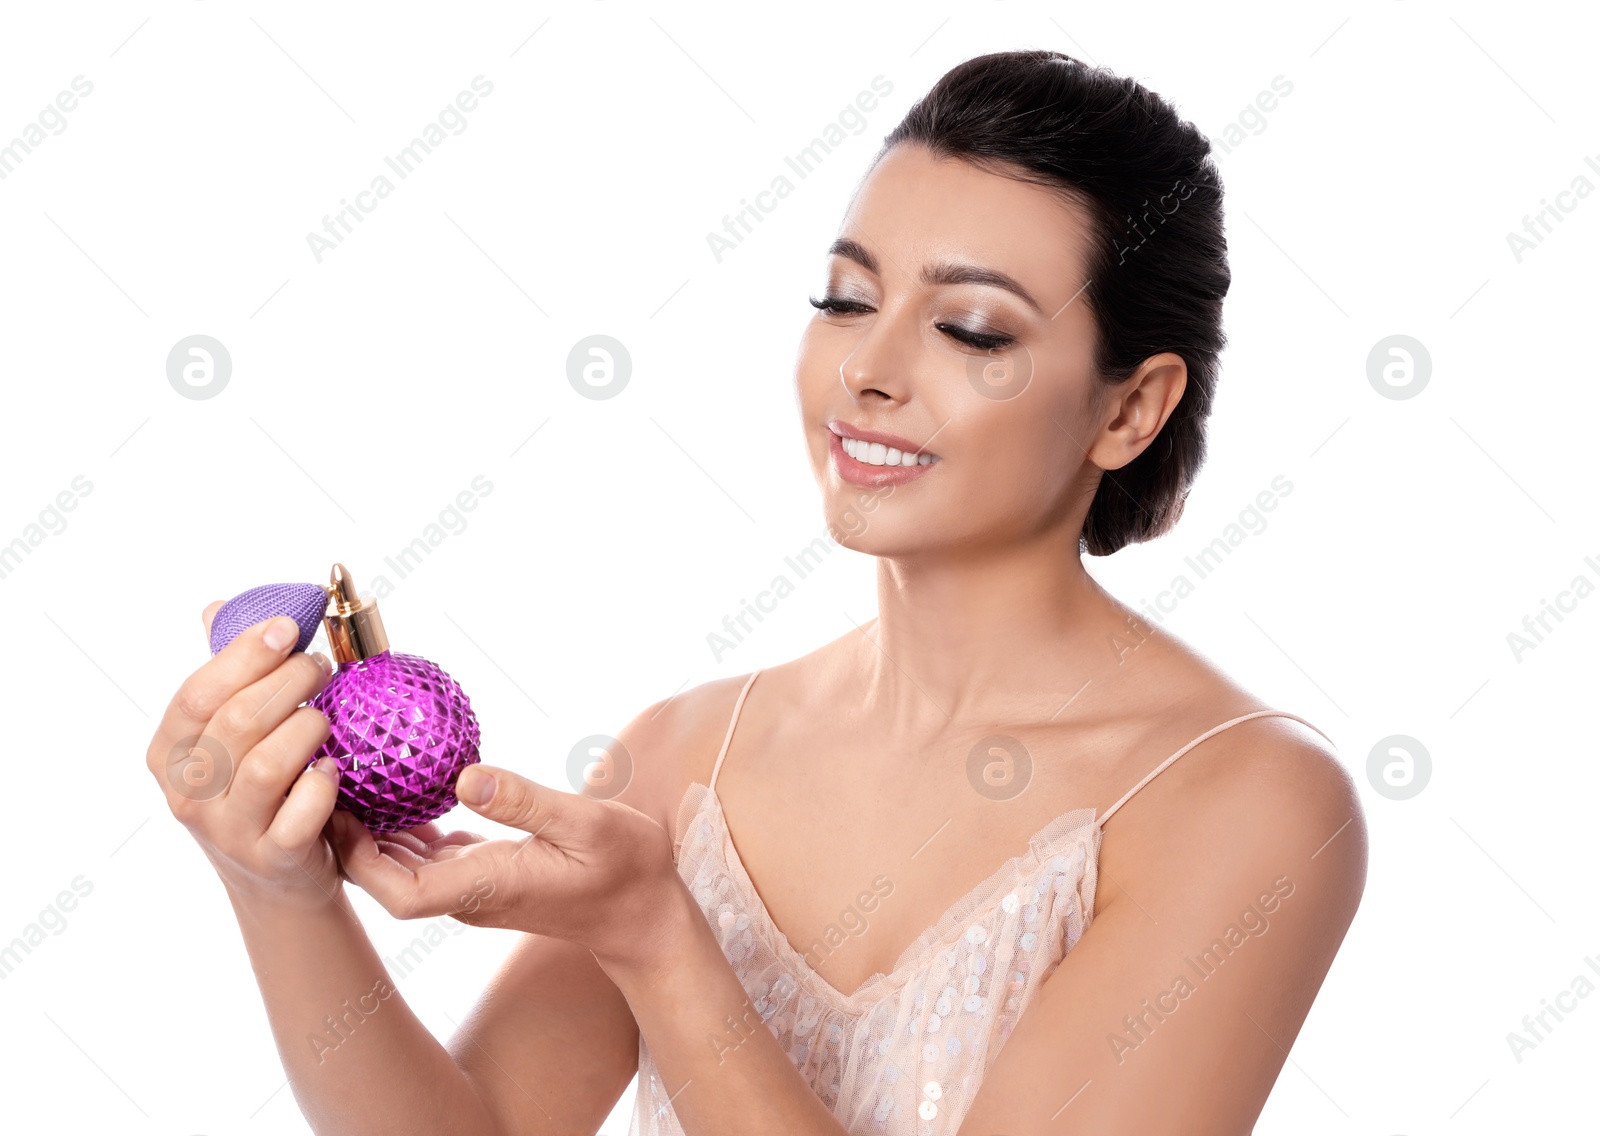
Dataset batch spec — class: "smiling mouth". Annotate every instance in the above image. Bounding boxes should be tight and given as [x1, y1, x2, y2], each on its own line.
[826, 420, 941, 466]
[838, 435, 940, 467]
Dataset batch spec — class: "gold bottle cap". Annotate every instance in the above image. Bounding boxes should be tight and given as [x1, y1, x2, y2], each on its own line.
[323, 562, 389, 664]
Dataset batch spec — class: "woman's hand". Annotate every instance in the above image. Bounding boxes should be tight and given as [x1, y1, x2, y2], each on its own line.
[328, 764, 685, 972]
[145, 602, 346, 909]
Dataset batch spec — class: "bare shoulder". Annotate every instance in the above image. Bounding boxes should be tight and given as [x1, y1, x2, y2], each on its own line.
[1099, 640, 1369, 933]
[963, 641, 1370, 1131]
[596, 672, 759, 837]
[597, 633, 854, 836]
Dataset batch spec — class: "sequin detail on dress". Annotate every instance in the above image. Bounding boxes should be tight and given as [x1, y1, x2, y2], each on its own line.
[628, 671, 1329, 1134]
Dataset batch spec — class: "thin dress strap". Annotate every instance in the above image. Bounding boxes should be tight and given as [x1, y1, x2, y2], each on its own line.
[1098, 709, 1332, 826]
[709, 670, 762, 792]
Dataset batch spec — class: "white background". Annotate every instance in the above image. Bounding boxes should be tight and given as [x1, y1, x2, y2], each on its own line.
[1, 1, 1595, 1133]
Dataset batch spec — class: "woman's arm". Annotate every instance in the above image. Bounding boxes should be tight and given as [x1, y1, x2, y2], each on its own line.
[595, 882, 853, 1134]
[227, 882, 641, 1136]
[226, 883, 499, 1134]
[149, 610, 642, 1135]
[958, 717, 1369, 1135]
[573, 678, 859, 1135]
[332, 676, 862, 1136]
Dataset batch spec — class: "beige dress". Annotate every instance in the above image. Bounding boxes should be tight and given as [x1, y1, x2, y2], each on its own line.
[630, 669, 1326, 1134]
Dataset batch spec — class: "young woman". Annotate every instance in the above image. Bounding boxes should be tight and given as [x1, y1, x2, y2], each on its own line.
[147, 50, 1366, 1135]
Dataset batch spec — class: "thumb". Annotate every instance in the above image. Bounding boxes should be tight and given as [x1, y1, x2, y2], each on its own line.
[455, 764, 569, 839]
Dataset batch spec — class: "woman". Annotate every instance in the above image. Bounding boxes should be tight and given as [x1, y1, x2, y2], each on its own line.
[147, 50, 1366, 1134]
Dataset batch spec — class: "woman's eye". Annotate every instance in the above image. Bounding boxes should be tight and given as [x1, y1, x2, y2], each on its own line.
[808, 294, 872, 316]
[809, 295, 1016, 352]
[937, 322, 1015, 351]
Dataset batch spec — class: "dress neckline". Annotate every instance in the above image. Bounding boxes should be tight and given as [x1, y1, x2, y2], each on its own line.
[676, 779, 1102, 1010]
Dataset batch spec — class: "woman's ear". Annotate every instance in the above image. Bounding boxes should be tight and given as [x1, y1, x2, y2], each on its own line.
[1086, 353, 1188, 471]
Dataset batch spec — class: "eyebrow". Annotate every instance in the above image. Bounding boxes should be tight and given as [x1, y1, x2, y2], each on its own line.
[826, 236, 1044, 315]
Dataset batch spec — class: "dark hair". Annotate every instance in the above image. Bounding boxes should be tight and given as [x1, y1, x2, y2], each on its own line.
[875, 49, 1229, 556]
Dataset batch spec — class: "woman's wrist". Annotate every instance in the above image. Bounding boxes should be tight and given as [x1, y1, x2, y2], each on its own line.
[221, 869, 350, 924]
[590, 870, 702, 989]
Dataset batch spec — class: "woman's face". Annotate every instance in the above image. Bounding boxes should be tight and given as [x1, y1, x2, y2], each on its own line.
[794, 141, 1178, 559]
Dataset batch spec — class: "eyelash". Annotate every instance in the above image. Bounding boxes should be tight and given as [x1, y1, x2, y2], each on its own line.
[807, 295, 1016, 351]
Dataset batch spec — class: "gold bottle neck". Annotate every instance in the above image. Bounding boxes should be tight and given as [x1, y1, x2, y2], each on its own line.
[323, 562, 389, 664]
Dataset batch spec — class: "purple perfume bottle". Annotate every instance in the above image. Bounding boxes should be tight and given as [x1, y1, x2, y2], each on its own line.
[307, 563, 482, 834]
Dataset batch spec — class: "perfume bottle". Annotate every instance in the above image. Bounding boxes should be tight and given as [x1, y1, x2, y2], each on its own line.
[307, 563, 482, 834]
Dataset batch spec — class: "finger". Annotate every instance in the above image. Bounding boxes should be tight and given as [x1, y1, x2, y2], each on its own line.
[427, 831, 489, 852]
[377, 830, 432, 858]
[397, 820, 447, 845]
[379, 832, 445, 870]
[225, 704, 333, 832]
[455, 765, 575, 841]
[201, 599, 224, 643]
[149, 615, 320, 785]
[332, 812, 498, 920]
[266, 754, 341, 850]
[327, 809, 367, 880]
[391, 821, 486, 851]
[380, 830, 485, 866]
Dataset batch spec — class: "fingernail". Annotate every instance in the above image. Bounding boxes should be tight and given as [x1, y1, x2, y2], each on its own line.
[263, 617, 298, 651]
[314, 756, 339, 780]
[459, 767, 495, 806]
[310, 651, 332, 673]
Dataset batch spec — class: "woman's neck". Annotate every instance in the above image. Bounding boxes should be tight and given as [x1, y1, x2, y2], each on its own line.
[857, 536, 1136, 730]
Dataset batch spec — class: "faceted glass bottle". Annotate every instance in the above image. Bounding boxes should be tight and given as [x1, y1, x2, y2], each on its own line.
[308, 563, 481, 834]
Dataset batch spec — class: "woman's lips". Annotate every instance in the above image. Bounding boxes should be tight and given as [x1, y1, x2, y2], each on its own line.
[827, 418, 937, 457]
[828, 428, 940, 488]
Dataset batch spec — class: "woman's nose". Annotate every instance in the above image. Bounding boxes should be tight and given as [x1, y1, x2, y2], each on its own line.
[837, 306, 916, 404]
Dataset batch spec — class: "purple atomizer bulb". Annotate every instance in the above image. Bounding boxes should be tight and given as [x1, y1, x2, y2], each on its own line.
[308, 562, 482, 834]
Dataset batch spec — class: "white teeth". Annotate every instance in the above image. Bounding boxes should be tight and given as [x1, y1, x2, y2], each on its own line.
[841, 434, 938, 467]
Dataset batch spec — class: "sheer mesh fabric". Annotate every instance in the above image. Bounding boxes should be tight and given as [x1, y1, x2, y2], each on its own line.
[629, 783, 1101, 1134]
[627, 671, 1326, 1134]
